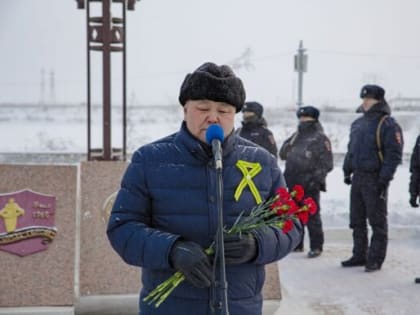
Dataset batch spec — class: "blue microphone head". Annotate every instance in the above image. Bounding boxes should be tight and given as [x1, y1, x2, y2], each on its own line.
[206, 124, 224, 144]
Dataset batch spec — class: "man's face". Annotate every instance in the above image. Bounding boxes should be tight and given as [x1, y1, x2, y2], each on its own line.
[361, 97, 378, 111]
[242, 111, 256, 120]
[299, 116, 315, 123]
[184, 99, 236, 143]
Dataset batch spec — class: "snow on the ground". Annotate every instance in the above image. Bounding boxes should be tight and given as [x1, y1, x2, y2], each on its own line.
[272, 160, 420, 314]
[275, 161, 420, 315]
[318, 165, 420, 229]
[276, 229, 420, 315]
[272, 164, 420, 314]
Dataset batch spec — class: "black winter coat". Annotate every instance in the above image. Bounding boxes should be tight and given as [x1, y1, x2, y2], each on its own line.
[279, 121, 333, 192]
[343, 101, 403, 182]
[237, 118, 278, 157]
[410, 135, 420, 198]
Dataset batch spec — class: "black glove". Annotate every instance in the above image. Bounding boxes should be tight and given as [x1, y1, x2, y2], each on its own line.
[410, 195, 419, 208]
[344, 176, 352, 185]
[223, 232, 257, 265]
[170, 241, 212, 288]
[378, 178, 389, 194]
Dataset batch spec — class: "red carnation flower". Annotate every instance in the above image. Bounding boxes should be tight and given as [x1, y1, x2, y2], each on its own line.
[270, 197, 285, 211]
[291, 185, 304, 201]
[275, 199, 299, 216]
[275, 202, 288, 215]
[276, 187, 291, 202]
[282, 219, 294, 233]
[285, 199, 298, 215]
[298, 211, 309, 224]
[303, 197, 318, 215]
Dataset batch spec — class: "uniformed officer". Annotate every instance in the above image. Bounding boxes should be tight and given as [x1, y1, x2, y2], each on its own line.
[342, 84, 403, 272]
[237, 101, 278, 157]
[279, 105, 333, 258]
[409, 134, 420, 208]
[409, 134, 420, 283]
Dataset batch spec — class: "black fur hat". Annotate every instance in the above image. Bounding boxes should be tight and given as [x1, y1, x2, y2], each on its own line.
[179, 62, 246, 112]
[360, 84, 385, 100]
[242, 101, 264, 118]
[296, 105, 320, 120]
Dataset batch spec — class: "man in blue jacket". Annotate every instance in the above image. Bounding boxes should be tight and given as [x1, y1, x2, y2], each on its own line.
[107, 62, 302, 315]
[342, 84, 403, 272]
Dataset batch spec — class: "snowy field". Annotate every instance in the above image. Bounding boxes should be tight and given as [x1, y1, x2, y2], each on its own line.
[0, 103, 419, 154]
[1, 103, 418, 228]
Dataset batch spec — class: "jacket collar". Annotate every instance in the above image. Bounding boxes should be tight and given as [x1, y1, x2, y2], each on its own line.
[356, 100, 391, 116]
[241, 117, 266, 129]
[175, 122, 237, 162]
[298, 120, 323, 133]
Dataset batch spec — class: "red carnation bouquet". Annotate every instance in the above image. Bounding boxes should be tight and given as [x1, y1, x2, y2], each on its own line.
[144, 184, 317, 307]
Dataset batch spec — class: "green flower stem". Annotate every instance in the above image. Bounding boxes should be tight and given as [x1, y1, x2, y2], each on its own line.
[144, 247, 216, 307]
[150, 274, 183, 305]
[155, 273, 185, 307]
[143, 271, 183, 303]
[205, 246, 214, 255]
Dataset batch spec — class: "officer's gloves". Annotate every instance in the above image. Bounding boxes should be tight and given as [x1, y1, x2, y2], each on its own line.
[169, 241, 212, 288]
[223, 232, 257, 265]
[410, 195, 419, 208]
[378, 178, 389, 194]
[344, 176, 352, 185]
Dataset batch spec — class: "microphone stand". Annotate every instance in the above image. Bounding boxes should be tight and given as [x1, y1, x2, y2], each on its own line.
[206, 126, 229, 315]
[213, 153, 229, 315]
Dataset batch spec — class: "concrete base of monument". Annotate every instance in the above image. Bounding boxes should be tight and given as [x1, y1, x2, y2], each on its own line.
[75, 294, 281, 315]
[0, 307, 74, 315]
[76, 294, 138, 315]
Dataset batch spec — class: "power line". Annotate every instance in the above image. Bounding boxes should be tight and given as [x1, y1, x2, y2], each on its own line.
[311, 49, 420, 59]
[250, 51, 294, 61]
[128, 51, 295, 80]
[1, 49, 419, 87]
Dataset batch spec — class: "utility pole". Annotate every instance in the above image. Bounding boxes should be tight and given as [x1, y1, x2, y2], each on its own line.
[294, 40, 308, 108]
[49, 70, 56, 105]
[39, 68, 46, 105]
[76, 0, 140, 161]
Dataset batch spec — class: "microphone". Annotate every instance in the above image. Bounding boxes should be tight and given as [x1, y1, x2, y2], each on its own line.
[206, 124, 225, 170]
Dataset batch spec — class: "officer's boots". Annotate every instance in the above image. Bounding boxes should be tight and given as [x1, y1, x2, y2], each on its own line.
[341, 256, 366, 267]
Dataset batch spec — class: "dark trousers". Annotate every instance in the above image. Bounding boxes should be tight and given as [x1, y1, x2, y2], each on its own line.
[350, 172, 388, 265]
[295, 190, 324, 251]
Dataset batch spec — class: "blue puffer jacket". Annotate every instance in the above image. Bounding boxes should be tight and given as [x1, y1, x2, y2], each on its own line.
[107, 122, 302, 315]
[343, 101, 403, 182]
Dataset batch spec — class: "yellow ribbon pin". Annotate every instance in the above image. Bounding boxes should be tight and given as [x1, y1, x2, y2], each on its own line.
[234, 160, 262, 204]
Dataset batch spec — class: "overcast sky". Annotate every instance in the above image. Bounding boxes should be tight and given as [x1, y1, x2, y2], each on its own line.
[1, 0, 420, 108]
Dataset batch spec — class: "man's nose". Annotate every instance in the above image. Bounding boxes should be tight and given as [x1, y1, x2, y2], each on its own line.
[207, 111, 220, 123]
